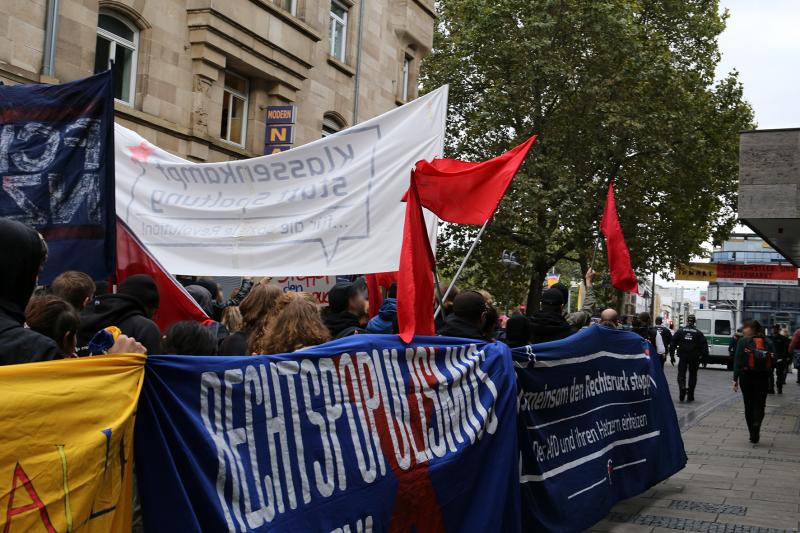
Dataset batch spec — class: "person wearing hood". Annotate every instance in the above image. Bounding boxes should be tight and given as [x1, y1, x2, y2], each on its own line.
[0, 218, 63, 364]
[505, 315, 533, 348]
[80, 274, 162, 355]
[438, 290, 487, 341]
[367, 297, 397, 334]
[529, 288, 573, 344]
[185, 284, 229, 347]
[324, 282, 367, 338]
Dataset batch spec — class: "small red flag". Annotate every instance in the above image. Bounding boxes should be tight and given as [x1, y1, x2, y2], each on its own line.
[410, 135, 536, 224]
[600, 181, 639, 294]
[116, 219, 208, 331]
[397, 175, 436, 342]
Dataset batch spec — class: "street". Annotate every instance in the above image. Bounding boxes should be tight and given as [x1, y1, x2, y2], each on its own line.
[593, 363, 800, 532]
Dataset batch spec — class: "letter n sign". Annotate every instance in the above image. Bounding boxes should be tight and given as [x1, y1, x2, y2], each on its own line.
[267, 125, 294, 144]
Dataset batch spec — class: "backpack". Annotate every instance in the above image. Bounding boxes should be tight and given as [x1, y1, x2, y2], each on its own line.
[654, 327, 666, 355]
[744, 337, 773, 372]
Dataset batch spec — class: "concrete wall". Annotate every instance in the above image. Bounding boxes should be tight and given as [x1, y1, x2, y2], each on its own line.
[738, 129, 800, 265]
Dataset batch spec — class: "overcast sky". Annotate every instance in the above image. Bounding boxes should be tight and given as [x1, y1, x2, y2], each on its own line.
[659, 1, 799, 291]
[716, 0, 800, 129]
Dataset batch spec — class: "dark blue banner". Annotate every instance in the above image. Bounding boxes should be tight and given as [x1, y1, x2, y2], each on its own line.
[513, 325, 686, 532]
[135, 335, 520, 532]
[0, 71, 115, 282]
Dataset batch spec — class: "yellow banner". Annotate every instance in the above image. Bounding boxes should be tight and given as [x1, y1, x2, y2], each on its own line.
[675, 263, 718, 282]
[0, 355, 145, 533]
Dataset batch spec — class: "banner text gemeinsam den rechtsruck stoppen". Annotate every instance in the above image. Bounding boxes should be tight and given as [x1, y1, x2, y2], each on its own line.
[114, 86, 447, 277]
[514, 326, 686, 532]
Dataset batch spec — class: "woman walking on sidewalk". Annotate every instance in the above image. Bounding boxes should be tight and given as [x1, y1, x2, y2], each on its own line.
[733, 320, 775, 444]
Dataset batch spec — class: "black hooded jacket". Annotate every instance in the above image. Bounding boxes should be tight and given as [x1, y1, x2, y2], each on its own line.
[79, 294, 162, 354]
[0, 219, 62, 365]
[529, 310, 573, 344]
[438, 315, 486, 341]
[324, 312, 364, 339]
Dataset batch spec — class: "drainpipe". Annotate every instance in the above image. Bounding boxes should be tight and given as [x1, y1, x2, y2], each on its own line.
[352, 0, 366, 124]
[42, 0, 61, 78]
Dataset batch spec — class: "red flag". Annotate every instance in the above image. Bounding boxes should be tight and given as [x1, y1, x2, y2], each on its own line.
[600, 181, 639, 294]
[116, 219, 208, 331]
[410, 135, 536, 224]
[397, 137, 536, 342]
[397, 175, 436, 342]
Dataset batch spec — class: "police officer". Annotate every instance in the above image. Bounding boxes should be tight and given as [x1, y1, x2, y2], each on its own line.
[669, 315, 709, 402]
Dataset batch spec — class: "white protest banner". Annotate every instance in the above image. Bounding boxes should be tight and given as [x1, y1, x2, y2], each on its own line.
[114, 87, 447, 276]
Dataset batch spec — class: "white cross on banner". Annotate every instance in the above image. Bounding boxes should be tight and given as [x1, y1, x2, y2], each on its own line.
[114, 86, 447, 276]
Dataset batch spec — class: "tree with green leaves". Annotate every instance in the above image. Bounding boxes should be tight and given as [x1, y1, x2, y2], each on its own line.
[422, 0, 754, 313]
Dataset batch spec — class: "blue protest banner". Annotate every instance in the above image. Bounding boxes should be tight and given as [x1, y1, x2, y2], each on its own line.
[135, 335, 520, 532]
[513, 325, 686, 532]
[0, 71, 115, 283]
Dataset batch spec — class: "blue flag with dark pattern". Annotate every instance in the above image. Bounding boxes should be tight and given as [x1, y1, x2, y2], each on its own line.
[0, 71, 115, 282]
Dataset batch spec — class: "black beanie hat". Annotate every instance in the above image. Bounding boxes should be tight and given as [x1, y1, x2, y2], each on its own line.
[541, 287, 565, 307]
[118, 274, 160, 311]
[328, 282, 356, 313]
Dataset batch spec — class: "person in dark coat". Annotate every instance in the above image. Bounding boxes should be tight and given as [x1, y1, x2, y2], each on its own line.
[0, 218, 63, 365]
[79, 274, 162, 354]
[324, 282, 367, 338]
[185, 285, 230, 347]
[438, 290, 487, 341]
[505, 315, 533, 348]
[529, 288, 573, 344]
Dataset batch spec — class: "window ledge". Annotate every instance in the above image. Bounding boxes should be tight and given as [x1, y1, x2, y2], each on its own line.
[327, 56, 355, 77]
[251, 0, 322, 42]
[396, 97, 408, 106]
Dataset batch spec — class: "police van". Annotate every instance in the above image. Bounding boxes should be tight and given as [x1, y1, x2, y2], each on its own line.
[693, 309, 735, 368]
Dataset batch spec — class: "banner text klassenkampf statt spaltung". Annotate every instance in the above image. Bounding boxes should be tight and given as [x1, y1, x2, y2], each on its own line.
[134, 335, 520, 532]
[115, 87, 447, 276]
[514, 326, 686, 532]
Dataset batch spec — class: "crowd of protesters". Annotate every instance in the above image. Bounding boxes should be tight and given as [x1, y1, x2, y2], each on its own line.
[6, 212, 800, 446]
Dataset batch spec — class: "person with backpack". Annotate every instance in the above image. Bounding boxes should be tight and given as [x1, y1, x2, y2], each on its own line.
[669, 315, 709, 402]
[733, 320, 775, 444]
[650, 316, 673, 367]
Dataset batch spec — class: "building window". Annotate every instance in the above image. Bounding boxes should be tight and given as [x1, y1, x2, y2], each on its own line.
[322, 113, 345, 137]
[220, 72, 249, 146]
[275, 0, 297, 15]
[329, 1, 348, 62]
[94, 12, 138, 105]
[401, 55, 412, 101]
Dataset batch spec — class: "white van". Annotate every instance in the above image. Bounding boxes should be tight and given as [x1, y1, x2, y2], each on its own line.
[693, 309, 735, 367]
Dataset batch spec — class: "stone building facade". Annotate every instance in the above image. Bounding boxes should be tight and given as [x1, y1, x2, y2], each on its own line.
[0, 0, 436, 161]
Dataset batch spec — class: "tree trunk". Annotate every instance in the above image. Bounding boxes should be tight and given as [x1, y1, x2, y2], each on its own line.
[525, 267, 549, 316]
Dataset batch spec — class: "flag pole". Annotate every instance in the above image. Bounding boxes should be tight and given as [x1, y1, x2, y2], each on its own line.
[433, 266, 446, 310]
[434, 219, 489, 319]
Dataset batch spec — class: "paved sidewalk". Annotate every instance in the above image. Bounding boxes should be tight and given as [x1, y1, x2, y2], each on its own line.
[591, 364, 800, 533]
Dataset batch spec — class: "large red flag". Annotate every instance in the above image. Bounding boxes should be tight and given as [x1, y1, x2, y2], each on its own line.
[116, 220, 208, 331]
[397, 137, 536, 342]
[397, 176, 436, 342]
[411, 135, 536, 224]
[600, 181, 639, 294]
